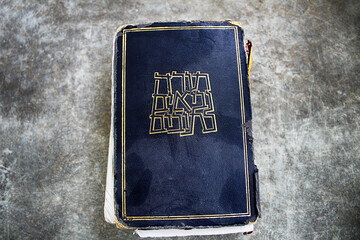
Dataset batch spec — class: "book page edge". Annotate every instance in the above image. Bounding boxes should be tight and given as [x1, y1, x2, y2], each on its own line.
[135, 225, 254, 238]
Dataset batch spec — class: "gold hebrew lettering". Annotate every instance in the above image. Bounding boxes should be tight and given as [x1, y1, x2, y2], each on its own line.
[149, 71, 217, 136]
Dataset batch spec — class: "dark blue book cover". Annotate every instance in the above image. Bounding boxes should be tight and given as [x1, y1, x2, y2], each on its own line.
[110, 21, 260, 229]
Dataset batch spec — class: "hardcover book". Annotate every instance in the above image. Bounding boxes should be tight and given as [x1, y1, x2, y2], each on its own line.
[104, 21, 260, 237]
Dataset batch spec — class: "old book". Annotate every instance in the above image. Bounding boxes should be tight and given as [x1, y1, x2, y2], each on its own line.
[104, 21, 260, 237]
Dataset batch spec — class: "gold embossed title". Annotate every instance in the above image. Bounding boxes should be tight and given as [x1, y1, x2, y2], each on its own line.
[149, 71, 217, 136]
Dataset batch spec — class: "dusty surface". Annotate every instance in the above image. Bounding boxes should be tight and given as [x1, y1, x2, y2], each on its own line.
[1, 0, 359, 239]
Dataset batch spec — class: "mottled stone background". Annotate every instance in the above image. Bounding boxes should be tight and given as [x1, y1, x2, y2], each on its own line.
[1, 0, 359, 239]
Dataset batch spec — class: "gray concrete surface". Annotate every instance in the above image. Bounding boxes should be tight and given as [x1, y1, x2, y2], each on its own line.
[1, 0, 359, 239]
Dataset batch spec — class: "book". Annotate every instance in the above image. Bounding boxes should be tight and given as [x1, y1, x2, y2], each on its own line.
[104, 21, 260, 237]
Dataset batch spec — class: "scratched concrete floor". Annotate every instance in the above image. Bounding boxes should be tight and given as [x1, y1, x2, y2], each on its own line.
[1, 0, 359, 239]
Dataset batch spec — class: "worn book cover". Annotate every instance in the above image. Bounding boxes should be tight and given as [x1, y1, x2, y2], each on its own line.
[104, 21, 260, 236]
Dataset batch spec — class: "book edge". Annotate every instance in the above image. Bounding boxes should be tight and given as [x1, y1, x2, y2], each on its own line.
[104, 24, 128, 225]
[135, 225, 254, 238]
